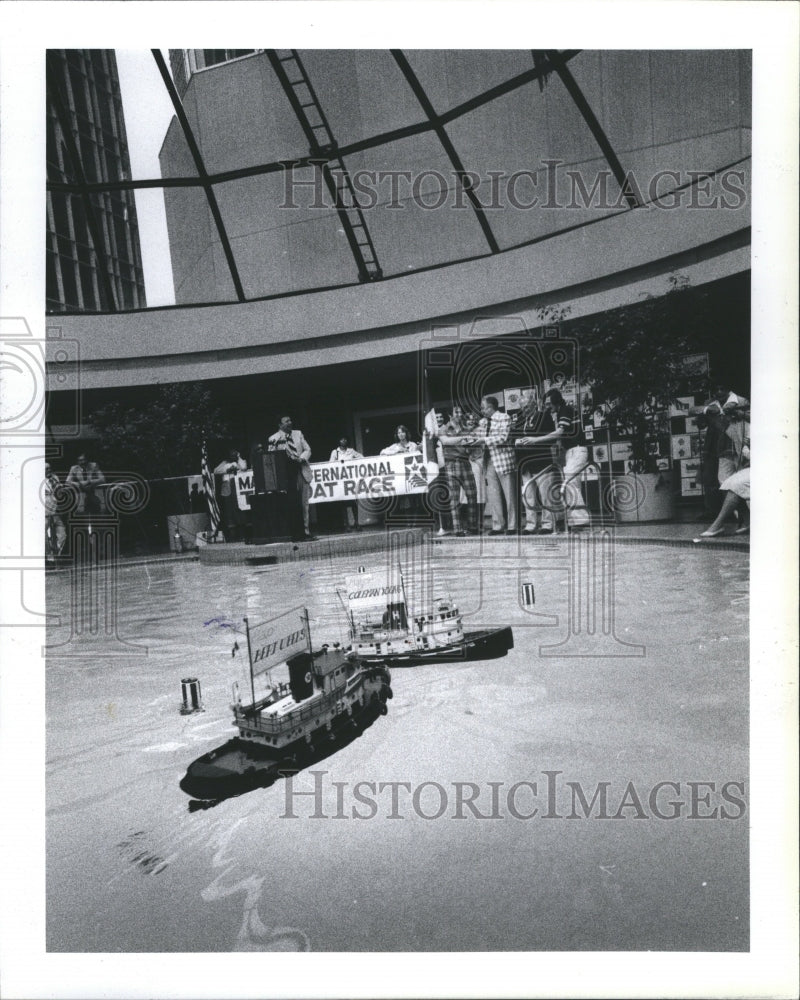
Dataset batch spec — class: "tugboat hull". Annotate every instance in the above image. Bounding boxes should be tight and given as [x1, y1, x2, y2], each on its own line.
[358, 625, 513, 667]
[181, 698, 386, 801]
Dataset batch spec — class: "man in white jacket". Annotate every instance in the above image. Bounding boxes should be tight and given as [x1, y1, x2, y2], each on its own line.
[268, 416, 314, 540]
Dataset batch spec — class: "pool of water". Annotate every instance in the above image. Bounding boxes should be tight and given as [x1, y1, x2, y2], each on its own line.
[46, 540, 748, 952]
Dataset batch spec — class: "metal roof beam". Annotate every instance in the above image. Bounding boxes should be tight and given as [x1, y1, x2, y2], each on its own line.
[391, 50, 500, 255]
[48, 52, 582, 198]
[543, 49, 641, 209]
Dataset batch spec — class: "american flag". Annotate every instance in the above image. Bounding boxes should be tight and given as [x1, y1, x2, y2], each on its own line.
[201, 439, 221, 537]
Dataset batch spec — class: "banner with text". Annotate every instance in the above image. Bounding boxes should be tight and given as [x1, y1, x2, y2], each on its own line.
[234, 453, 440, 509]
[345, 572, 405, 612]
[248, 606, 308, 677]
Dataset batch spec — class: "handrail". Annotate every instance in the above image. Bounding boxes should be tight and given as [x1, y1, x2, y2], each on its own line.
[234, 685, 348, 735]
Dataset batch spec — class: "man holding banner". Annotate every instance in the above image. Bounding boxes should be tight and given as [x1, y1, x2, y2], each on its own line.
[478, 396, 518, 535]
[516, 387, 591, 531]
[329, 436, 363, 531]
[214, 448, 248, 542]
[434, 406, 480, 535]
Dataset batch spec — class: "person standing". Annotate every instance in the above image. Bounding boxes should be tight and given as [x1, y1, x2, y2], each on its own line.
[379, 425, 420, 455]
[268, 416, 315, 541]
[430, 411, 453, 535]
[517, 387, 590, 532]
[44, 462, 67, 559]
[66, 453, 105, 515]
[213, 449, 248, 542]
[714, 392, 750, 484]
[513, 390, 558, 533]
[435, 405, 479, 535]
[463, 411, 487, 531]
[478, 396, 518, 535]
[381, 424, 421, 518]
[330, 436, 363, 530]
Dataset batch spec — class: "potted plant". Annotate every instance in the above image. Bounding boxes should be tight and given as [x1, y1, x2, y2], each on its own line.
[574, 274, 710, 521]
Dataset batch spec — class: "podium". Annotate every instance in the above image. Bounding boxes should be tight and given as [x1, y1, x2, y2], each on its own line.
[248, 449, 292, 543]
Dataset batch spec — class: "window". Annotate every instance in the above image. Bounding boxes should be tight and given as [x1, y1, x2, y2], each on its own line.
[198, 49, 257, 70]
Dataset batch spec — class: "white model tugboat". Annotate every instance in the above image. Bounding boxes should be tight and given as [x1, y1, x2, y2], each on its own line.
[180, 606, 391, 800]
[339, 567, 513, 667]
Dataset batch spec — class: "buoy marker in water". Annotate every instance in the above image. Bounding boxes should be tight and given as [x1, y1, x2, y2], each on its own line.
[180, 677, 205, 714]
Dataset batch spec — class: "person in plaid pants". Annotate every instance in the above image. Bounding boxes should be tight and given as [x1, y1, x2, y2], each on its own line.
[436, 405, 479, 535]
[478, 396, 518, 534]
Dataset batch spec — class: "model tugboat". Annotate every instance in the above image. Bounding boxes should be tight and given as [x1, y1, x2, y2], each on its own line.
[180, 606, 391, 800]
[339, 566, 513, 667]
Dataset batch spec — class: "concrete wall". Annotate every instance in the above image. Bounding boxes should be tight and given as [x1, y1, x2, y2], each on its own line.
[46, 176, 749, 390]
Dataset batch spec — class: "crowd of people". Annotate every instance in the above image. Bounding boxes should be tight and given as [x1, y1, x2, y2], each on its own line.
[247, 386, 748, 542]
[428, 388, 591, 536]
[206, 396, 588, 544]
[47, 385, 750, 557]
[44, 453, 105, 560]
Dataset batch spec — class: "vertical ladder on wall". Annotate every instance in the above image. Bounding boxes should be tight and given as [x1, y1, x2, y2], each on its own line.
[267, 50, 383, 283]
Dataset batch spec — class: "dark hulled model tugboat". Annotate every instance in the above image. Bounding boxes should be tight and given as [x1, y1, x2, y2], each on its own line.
[180, 606, 391, 800]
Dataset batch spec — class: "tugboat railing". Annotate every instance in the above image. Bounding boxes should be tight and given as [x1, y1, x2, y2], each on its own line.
[234, 686, 352, 736]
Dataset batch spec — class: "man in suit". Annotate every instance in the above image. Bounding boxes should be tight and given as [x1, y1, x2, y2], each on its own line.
[479, 395, 518, 535]
[268, 416, 315, 541]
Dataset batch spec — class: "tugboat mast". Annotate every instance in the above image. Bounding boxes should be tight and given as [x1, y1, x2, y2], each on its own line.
[243, 615, 256, 711]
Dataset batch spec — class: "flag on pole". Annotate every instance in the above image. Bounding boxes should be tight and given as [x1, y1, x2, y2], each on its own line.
[201, 438, 221, 538]
[423, 408, 438, 437]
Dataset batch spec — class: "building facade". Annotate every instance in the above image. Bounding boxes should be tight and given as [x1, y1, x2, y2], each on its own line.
[46, 49, 146, 312]
[169, 49, 259, 97]
[47, 50, 751, 468]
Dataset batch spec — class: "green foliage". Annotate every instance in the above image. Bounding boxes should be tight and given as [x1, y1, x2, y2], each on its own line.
[573, 273, 712, 468]
[88, 383, 230, 479]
